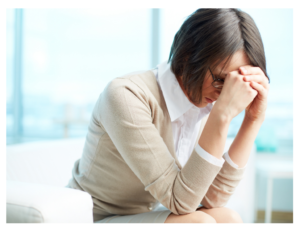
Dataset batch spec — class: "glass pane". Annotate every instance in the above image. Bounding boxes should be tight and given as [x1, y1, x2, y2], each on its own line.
[20, 9, 151, 141]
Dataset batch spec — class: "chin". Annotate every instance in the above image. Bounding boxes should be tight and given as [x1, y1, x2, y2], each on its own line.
[194, 101, 207, 108]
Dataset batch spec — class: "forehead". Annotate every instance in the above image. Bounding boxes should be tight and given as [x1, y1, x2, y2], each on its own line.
[216, 50, 250, 75]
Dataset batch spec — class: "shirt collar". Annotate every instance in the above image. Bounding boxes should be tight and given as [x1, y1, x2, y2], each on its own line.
[157, 61, 213, 122]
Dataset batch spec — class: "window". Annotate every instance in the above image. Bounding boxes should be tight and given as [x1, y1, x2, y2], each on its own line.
[6, 8, 293, 156]
[7, 8, 152, 144]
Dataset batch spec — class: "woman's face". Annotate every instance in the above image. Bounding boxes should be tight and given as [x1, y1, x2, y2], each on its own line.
[179, 50, 251, 108]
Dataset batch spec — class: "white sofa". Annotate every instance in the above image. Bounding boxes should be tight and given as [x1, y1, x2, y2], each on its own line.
[6, 137, 256, 223]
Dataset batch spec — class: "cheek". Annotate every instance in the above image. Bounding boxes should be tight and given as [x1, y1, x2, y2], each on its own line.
[201, 84, 214, 96]
[202, 76, 213, 89]
[201, 75, 215, 97]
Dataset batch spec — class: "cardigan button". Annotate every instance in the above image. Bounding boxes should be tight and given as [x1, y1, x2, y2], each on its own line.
[148, 206, 153, 211]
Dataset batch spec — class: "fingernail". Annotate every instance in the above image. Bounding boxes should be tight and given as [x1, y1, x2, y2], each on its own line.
[244, 76, 249, 81]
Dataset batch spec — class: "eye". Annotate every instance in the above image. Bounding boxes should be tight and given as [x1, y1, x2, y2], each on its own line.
[215, 76, 225, 82]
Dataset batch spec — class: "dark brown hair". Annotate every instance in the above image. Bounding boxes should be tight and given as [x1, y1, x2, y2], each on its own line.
[168, 8, 269, 105]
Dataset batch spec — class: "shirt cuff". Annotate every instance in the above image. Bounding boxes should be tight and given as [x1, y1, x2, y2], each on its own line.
[195, 144, 225, 168]
[223, 151, 248, 169]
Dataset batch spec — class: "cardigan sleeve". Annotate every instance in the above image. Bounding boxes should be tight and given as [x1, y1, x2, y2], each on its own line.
[98, 77, 241, 215]
[200, 153, 246, 208]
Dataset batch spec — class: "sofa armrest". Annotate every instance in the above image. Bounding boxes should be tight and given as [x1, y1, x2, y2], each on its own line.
[6, 181, 93, 223]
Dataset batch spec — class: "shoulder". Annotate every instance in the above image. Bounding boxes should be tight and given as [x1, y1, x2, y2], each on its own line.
[97, 70, 159, 124]
[102, 69, 159, 104]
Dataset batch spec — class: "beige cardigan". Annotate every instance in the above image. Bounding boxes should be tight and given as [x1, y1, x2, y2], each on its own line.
[66, 70, 246, 221]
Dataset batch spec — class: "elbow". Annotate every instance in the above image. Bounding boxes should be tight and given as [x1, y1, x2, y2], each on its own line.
[170, 208, 196, 216]
[165, 198, 200, 215]
[201, 196, 229, 209]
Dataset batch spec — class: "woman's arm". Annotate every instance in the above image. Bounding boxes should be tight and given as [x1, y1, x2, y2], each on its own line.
[199, 66, 268, 166]
[198, 70, 258, 159]
[228, 115, 263, 168]
[229, 65, 269, 167]
[198, 105, 231, 159]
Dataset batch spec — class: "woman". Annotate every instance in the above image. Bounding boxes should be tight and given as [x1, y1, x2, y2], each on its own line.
[66, 8, 269, 223]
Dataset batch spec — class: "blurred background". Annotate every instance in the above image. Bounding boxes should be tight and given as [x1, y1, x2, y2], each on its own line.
[6, 8, 293, 222]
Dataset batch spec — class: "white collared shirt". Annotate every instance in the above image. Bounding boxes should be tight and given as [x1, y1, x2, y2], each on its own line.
[153, 61, 245, 169]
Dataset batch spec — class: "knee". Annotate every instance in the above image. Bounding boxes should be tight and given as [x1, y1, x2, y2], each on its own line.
[191, 211, 217, 223]
[199, 207, 243, 223]
[223, 208, 243, 223]
[165, 211, 217, 223]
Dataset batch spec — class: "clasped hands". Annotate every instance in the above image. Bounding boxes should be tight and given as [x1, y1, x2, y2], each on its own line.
[239, 65, 269, 122]
[216, 65, 269, 123]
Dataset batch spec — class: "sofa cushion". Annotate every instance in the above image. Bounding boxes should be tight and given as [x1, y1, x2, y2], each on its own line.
[6, 138, 85, 187]
[7, 181, 93, 223]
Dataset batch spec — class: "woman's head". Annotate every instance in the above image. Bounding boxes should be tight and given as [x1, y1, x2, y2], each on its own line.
[168, 8, 269, 107]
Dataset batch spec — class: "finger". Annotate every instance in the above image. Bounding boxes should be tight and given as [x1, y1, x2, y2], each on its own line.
[249, 81, 268, 99]
[243, 75, 268, 89]
[239, 65, 264, 76]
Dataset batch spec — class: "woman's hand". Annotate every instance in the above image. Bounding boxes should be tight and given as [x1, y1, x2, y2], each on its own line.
[239, 66, 269, 122]
[214, 70, 258, 121]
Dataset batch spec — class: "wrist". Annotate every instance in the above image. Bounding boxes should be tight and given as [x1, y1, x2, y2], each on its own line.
[244, 113, 265, 125]
[198, 103, 231, 158]
[212, 102, 234, 123]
